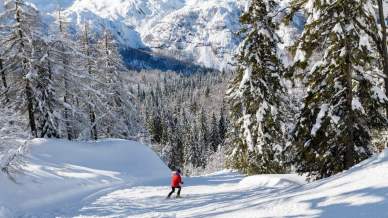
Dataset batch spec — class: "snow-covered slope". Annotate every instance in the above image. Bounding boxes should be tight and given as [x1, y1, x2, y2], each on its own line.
[221, 148, 388, 217]
[69, 149, 388, 218]
[142, 0, 244, 70]
[0, 139, 169, 217]
[4, 143, 388, 217]
[23, 0, 245, 71]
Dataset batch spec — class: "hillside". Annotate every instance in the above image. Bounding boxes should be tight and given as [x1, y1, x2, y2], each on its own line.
[1, 139, 388, 217]
[0, 139, 170, 217]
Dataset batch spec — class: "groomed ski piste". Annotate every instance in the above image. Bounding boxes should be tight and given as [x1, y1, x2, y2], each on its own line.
[1, 139, 388, 218]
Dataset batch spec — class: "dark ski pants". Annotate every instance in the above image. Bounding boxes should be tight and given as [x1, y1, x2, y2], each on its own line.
[167, 186, 181, 198]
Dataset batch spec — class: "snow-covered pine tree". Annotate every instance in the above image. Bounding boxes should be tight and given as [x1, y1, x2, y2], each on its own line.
[227, 0, 287, 174]
[32, 37, 61, 138]
[0, 0, 44, 137]
[185, 117, 201, 169]
[198, 107, 210, 168]
[210, 112, 221, 152]
[161, 111, 184, 171]
[376, 0, 388, 117]
[95, 29, 135, 138]
[218, 103, 228, 144]
[78, 22, 101, 140]
[48, 9, 80, 140]
[290, 0, 388, 180]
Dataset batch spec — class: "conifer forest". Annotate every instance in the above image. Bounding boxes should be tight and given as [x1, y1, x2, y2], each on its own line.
[1, 0, 388, 181]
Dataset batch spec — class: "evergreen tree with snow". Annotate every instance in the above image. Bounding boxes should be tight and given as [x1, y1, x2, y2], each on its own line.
[49, 10, 80, 140]
[218, 103, 228, 144]
[198, 108, 210, 168]
[32, 38, 61, 138]
[290, 0, 388, 180]
[77, 22, 103, 140]
[210, 112, 221, 152]
[96, 29, 135, 138]
[227, 0, 287, 174]
[0, 0, 43, 137]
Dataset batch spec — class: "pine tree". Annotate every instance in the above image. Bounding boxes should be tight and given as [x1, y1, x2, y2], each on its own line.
[77, 22, 97, 140]
[96, 29, 135, 138]
[218, 103, 227, 144]
[33, 38, 61, 138]
[198, 108, 209, 168]
[290, 0, 388, 180]
[42, 9, 86, 140]
[227, 0, 287, 174]
[210, 113, 221, 152]
[52, 10, 78, 140]
[0, 0, 43, 137]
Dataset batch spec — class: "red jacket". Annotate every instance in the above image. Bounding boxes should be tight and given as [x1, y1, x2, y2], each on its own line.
[171, 172, 182, 187]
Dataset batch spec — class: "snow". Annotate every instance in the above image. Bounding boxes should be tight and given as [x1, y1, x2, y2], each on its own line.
[0, 139, 170, 217]
[359, 33, 372, 50]
[294, 47, 306, 63]
[2, 139, 388, 217]
[238, 174, 306, 189]
[372, 86, 388, 103]
[352, 97, 366, 113]
[23, 0, 245, 71]
[311, 103, 328, 136]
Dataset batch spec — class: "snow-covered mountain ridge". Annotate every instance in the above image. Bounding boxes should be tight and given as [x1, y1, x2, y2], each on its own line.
[26, 0, 246, 71]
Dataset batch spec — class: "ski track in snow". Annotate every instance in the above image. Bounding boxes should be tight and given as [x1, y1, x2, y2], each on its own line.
[37, 169, 388, 218]
[44, 172, 306, 218]
[74, 173, 249, 218]
[3, 139, 388, 218]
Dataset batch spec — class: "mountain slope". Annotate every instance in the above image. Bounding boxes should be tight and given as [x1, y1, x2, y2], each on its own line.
[23, 0, 244, 71]
[2, 0, 302, 71]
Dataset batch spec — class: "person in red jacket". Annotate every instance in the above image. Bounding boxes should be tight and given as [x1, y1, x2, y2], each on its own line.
[167, 169, 184, 199]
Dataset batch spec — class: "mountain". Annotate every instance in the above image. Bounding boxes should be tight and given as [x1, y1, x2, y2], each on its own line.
[24, 0, 245, 71]
[1, 0, 301, 71]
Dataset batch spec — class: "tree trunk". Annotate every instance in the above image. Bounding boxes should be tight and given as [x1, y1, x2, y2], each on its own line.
[0, 58, 7, 89]
[26, 79, 37, 137]
[63, 75, 72, 140]
[62, 50, 73, 140]
[90, 109, 97, 140]
[0, 58, 9, 103]
[16, 1, 37, 137]
[344, 22, 354, 170]
[84, 23, 98, 140]
[377, 0, 388, 116]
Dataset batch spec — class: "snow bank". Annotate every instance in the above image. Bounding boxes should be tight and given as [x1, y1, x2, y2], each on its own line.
[0, 139, 169, 217]
[227, 148, 388, 217]
[238, 174, 306, 189]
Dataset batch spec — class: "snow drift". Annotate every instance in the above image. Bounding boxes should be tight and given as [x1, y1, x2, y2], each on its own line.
[68, 147, 388, 218]
[222, 148, 388, 218]
[0, 139, 169, 217]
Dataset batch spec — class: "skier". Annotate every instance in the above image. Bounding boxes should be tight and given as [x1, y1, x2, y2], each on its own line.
[167, 169, 184, 199]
